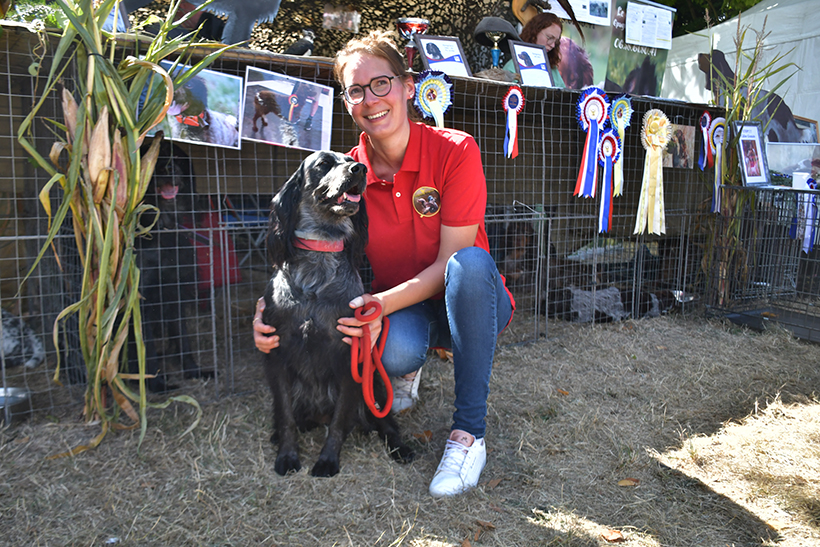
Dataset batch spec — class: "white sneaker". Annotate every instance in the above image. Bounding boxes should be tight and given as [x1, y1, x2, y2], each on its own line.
[429, 437, 487, 497]
[391, 367, 422, 414]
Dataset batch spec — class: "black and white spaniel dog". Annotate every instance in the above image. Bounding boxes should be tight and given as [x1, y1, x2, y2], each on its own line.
[261, 150, 414, 477]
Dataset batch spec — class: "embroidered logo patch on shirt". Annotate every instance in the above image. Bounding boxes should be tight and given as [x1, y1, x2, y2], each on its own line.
[412, 187, 441, 217]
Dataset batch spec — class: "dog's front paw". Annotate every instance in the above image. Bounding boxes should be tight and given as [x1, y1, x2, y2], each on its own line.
[389, 444, 415, 464]
[274, 452, 301, 476]
[310, 457, 341, 477]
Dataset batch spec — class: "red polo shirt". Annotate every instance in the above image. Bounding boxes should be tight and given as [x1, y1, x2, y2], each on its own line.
[348, 122, 515, 313]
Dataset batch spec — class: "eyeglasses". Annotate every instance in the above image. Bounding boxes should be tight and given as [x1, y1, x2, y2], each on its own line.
[342, 75, 395, 105]
[539, 30, 561, 47]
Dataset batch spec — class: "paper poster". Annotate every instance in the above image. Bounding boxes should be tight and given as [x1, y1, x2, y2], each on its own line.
[625, 0, 673, 50]
[603, 0, 674, 97]
[241, 67, 334, 152]
[548, 0, 612, 27]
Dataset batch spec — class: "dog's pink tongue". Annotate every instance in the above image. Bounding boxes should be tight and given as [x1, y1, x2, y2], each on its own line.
[161, 185, 179, 200]
[167, 102, 184, 116]
[340, 192, 361, 203]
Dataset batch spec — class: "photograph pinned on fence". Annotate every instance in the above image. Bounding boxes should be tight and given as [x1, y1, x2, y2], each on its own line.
[241, 67, 334, 152]
[509, 40, 554, 87]
[794, 116, 819, 144]
[413, 35, 472, 78]
[733, 121, 770, 186]
[151, 60, 243, 150]
[662, 124, 695, 169]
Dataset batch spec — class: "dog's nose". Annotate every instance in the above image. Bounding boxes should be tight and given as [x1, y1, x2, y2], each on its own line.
[350, 162, 366, 174]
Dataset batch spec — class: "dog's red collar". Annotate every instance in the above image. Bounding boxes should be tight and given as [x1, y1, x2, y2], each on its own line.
[175, 111, 207, 127]
[293, 237, 344, 252]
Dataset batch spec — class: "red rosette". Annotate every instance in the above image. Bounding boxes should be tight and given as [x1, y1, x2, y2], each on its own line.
[503, 85, 525, 114]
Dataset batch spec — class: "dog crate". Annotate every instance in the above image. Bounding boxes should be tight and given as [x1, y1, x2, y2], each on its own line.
[709, 186, 820, 342]
[1, 23, 712, 422]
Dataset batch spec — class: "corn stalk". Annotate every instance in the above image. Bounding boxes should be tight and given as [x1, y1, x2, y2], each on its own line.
[699, 15, 798, 307]
[16, 0, 234, 453]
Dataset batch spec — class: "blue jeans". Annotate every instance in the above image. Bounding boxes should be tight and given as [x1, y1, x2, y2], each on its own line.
[379, 247, 513, 439]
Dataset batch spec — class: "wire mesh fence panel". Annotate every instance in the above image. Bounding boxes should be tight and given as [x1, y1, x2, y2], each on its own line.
[709, 186, 820, 343]
[1, 25, 717, 422]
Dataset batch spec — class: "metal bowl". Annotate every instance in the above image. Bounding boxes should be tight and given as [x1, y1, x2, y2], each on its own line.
[0, 387, 31, 410]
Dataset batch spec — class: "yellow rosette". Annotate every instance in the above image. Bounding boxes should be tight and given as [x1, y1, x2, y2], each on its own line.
[414, 71, 452, 129]
[634, 109, 671, 235]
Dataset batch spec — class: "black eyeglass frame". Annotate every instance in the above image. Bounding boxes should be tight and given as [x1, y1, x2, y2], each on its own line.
[341, 75, 396, 104]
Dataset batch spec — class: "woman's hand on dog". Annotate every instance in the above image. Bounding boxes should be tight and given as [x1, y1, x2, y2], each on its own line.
[337, 294, 383, 350]
[253, 298, 279, 353]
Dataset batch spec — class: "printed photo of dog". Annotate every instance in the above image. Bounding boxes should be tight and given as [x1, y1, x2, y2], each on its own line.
[156, 61, 243, 150]
[242, 66, 333, 152]
[261, 150, 414, 477]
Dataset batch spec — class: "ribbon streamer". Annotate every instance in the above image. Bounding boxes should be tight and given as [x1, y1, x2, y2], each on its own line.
[503, 85, 525, 159]
[709, 117, 726, 213]
[575, 87, 610, 198]
[414, 71, 453, 128]
[610, 95, 632, 196]
[597, 128, 622, 233]
[698, 111, 713, 171]
[634, 109, 671, 235]
[803, 179, 818, 254]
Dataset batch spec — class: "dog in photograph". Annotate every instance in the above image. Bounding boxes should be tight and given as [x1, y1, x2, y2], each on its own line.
[133, 139, 207, 392]
[425, 42, 444, 60]
[1, 309, 45, 371]
[167, 76, 239, 147]
[557, 37, 594, 90]
[251, 90, 283, 132]
[698, 50, 810, 143]
[261, 150, 414, 477]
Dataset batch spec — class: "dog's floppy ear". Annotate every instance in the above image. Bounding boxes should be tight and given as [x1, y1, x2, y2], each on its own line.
[267, 165, 304, 267]
[346, 189, 368, 270]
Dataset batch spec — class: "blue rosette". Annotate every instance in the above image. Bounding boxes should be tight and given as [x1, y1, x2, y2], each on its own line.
[574, 87, 610, 198]
[699, 111, 713, 171]
[597, 128, 622, 233]
[503, 85, 525, 159]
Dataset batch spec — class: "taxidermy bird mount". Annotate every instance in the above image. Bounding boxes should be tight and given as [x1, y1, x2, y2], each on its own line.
[283, 29, 315, 56]
[512, 0, 585, 42]
[184, 0, 284, 45]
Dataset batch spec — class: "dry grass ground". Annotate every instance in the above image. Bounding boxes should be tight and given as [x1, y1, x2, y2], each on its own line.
[2, 312, 820, 546]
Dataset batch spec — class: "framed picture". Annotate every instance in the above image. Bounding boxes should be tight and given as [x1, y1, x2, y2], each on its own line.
[508, 40, 554, 87]
[794, 116, 819, 144]
[733, 121, 770, 186]
[413, 35, 472, 78]
[241, 66, 334, 152]
[662, 123, 695, 169]
[151, 60, 243, 150]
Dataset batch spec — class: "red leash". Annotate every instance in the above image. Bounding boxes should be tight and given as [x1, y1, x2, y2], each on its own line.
[350, 301, 392, 418]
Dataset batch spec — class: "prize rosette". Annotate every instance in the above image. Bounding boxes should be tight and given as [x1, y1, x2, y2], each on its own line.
[634, 109, 671, 236]
[597, 128, 621, 233]
[503, 85, 525, 159]
[708, 116, 726, 213]
[800, 178, 818, 254]
[287, 93, 300, 122]
[414, 71, 453, 129]
[575, 87, 609, 198]
[698, 111, 713, 171]
[610, 95, 633, 196]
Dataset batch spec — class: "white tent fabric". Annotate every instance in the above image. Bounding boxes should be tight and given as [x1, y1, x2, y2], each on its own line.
[661, 0, 820, 126]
